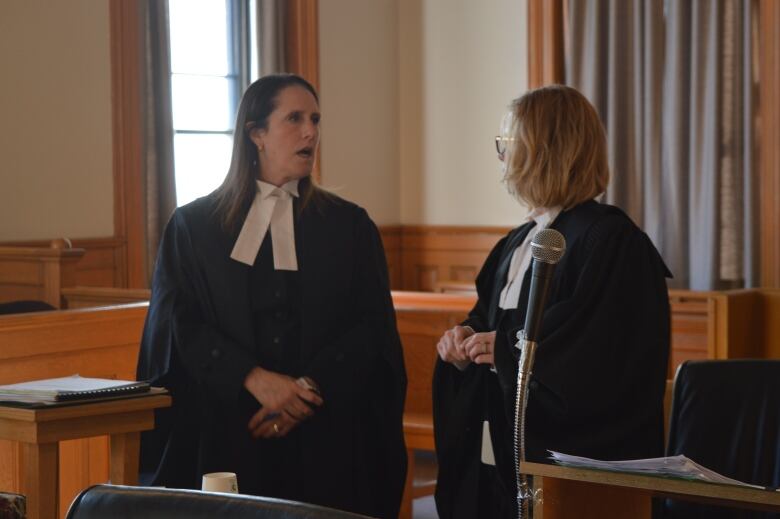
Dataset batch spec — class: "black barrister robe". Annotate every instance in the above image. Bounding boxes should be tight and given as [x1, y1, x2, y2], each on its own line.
[136, 183, 407, 519]
[434, 200, 671, 519]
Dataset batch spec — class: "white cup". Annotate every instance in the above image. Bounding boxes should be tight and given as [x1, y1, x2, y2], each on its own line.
[201, 472, 239, 494]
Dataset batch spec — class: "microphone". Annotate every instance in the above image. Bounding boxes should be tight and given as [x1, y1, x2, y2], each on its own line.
[513, 228, 565, 519]
[522, 228, 566, 342]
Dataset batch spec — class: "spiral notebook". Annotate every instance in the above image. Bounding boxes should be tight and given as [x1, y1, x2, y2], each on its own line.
[0, 375, 150, 405]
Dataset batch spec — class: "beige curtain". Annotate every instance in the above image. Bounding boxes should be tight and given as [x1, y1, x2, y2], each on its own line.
[256, 0, 287, 75]
[566, 0, 759, 290]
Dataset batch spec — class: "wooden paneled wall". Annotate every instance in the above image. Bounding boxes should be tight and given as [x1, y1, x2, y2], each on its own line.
[2, 224, 498, 295]
[380, 225, 511, 292]
[1, 238, 126, 289]
[1, 225, 496, 296]
[380, 226, 403, 289]
[0, 243, 85, 308]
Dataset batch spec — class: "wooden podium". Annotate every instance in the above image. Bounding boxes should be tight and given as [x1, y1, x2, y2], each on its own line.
[0, 393, 171, 519]
[522, 461, 780, 518]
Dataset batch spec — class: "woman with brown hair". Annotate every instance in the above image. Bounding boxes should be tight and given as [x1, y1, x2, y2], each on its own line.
[137, 74, 406, 518]
[433, 85, 670, 518]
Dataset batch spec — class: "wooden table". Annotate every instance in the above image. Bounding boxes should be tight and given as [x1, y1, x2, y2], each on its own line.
[522, 461, 780, 519]
[0, 393, 171, 519]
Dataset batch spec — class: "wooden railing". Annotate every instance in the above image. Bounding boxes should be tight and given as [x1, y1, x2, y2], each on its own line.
[0, 303, 148, 518]
[0, 241, 85, 309]
[62, 286, 150, 309]
[55, 285, 780, 374]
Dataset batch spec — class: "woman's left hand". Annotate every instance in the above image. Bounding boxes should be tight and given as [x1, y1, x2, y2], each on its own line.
[249, 411, 301, 439]
[462, 331, 496, 366]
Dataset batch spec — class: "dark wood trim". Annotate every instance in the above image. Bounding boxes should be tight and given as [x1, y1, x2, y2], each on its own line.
[379, 226, 402, 289]
[109, 0, 144, 288]
[286, 0, 320, 90]
[760, 0, 780, 287]
[286, 0, 322, 182]
[527, 0, 565, 88]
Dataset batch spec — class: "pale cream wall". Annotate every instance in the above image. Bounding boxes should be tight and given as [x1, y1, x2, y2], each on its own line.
[399, 0, 528, 226]
[0, 0, 113, 241]
[318, 0, 401, 225]
[320, 0, 528, 226]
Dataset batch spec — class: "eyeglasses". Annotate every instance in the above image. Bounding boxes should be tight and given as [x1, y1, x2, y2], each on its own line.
[495, 136, 516, 157]
[496, 111, 515, 158]
[495, 136, 508, 155]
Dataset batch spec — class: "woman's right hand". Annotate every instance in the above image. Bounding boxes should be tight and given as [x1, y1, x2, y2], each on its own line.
[243, 367, 323, 438]
[437, 325, 475, 370]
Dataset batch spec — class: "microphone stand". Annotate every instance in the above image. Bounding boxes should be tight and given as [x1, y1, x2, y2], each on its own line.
[510, 228, 564, 518]
[513, 330, 539, 519]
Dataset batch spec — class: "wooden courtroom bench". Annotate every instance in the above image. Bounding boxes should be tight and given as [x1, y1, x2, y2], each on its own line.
[392, 291, 474, 519]
[0, 303, 148, 518]
[0, 241, 85, 309]
[62, 286, 151, 309]
[667, 288, 780, 370]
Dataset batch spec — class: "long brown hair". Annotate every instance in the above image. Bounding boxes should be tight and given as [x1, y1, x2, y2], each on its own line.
[213, 74, 327, 233]
[503, 85, 610, 209]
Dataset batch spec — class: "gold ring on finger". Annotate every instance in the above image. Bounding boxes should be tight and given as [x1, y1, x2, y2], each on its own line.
[273, 423, 280, 434]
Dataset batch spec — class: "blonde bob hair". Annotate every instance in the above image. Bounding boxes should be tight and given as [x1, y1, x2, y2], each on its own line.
[503, 85, 609, 210]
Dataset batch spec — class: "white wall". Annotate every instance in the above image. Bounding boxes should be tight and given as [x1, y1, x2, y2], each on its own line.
[0, 0, 114, 241]
[1, 0, 526, 240]
[318, 0, 400, 225]
[400, 0, 528, 225]
[320, 0, 528, 227]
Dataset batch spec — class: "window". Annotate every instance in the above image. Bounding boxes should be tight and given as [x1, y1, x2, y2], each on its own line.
[168, 0, 253, 206]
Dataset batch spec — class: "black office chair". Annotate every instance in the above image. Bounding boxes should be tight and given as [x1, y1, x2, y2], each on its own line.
[660, 360, 780, 519]
[66, 485, 375, 519]
[0, 492, 25, 519]
[0, 300, 56, 315]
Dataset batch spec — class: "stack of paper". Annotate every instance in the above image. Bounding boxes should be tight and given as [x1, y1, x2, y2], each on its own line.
[549, 451, 763, 489]
[0, 375, 150, 405]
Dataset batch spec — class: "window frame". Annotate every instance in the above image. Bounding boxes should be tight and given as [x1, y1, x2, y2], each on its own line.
[169, 0, 251, 207]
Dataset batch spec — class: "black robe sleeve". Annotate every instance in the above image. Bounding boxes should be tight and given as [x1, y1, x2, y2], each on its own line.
[493, 210, 671, 462]
[136, 209, 257, 402]
[433, 232, 520, 519]
[302, 208, 406, 415]
[300, 207, 407, 519]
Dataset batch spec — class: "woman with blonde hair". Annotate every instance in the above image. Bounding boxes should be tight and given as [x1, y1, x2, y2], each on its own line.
[433, 85, 670, 518]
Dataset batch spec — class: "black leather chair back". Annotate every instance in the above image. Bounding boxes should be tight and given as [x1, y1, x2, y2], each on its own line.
[0, 300, 55, 315]
[661, 359, 780, 519]
[66, 485, 375, 519]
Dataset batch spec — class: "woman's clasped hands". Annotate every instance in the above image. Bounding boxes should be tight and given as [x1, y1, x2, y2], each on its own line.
[437, 325, 496, 370]
[243, 367, 323, 439]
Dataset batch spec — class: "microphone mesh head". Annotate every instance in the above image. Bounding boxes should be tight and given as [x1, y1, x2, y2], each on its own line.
[531, 228, 566, 264]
